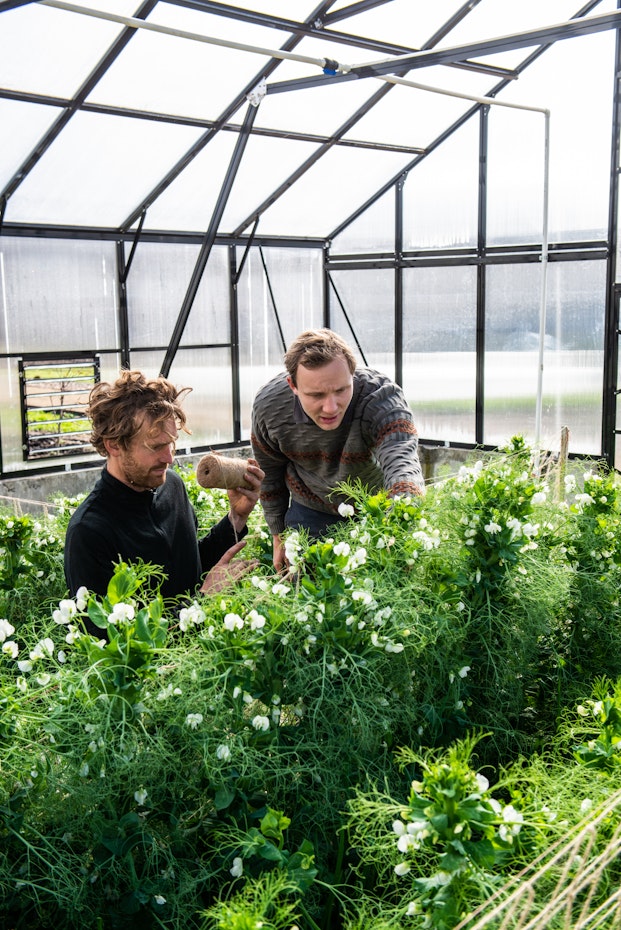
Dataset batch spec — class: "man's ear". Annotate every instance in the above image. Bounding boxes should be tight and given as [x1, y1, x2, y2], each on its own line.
[286, 376, 297, 394]
[103, 437, 122, 458]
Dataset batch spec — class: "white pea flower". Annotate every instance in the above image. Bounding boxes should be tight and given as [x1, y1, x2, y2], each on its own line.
[134, 788, 148, 805]
[17, 659, 33, 674]
[107, 602, 135, 625]
[392, 820, 406, 836]
[0, 618, 16, 642]
[251, 715, 270, 732]
[338, 502, 355, 518]
[223, 613, 244, 631]
[251, 576, 269, 592]
[475, 773, 489, 792]
[80, 762, 89, 777]
[484, 522, 502, 534]
[185, 713, 204, 730]
[76, 586, 89, 611]
[394, 861, 411, 876]
[333, 541, 351, 558]
[500, 804, 524, 839]
[216, 744, 232, 761]
[36, 673, 51, 686]
[458, 666, 471, 678]
[2, 641, 18, 658]
[348, 547, 368, 569]
[271, 582, 290, 597]
[247, 610, 266, 631]
[153, 895, 166, 906]
[230, 857, 244, 878]
[30, 638, 54, 660]
[179, 601, 206, 631]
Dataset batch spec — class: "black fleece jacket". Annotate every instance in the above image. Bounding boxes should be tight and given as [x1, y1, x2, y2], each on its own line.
[64, 467, 245, 600]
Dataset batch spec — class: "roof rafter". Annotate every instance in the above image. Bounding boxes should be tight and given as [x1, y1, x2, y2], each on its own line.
[267, 8, 621, 94]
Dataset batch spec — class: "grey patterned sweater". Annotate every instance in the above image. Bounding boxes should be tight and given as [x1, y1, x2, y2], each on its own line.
[250, 368, 425, 536]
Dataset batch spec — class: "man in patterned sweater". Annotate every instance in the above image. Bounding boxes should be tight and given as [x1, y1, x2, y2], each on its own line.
[251, 328, 425, 572]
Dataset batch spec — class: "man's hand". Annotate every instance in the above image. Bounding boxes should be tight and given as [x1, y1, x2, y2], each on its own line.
[227, 458, 265, 534]
[199, 540, 259, 594]
[272, 534, 288, 573]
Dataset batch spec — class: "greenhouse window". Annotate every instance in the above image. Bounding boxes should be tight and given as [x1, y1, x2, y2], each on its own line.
[19, 356, 99, 461]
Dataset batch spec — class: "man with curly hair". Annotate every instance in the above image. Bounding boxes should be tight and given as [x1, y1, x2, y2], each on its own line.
[65, 369, 263, 600]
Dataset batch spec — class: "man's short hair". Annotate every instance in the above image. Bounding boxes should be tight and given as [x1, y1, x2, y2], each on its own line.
[88, 369, 191, 456]
[284, 329, 357, 386]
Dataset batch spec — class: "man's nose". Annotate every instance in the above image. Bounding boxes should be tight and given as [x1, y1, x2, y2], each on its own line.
[322, 394, 338, 413]
[162, 444, 175, 464]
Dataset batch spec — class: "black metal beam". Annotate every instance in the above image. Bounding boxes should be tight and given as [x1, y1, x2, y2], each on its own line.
[601, 13, 621, 467]
[159, 103, 257, 378]
[394, 176, 404, 386]
[266, 9, 621, 95]
[475, 105, 488, 447]
[0, 86, 425, 154]
[1, 221, 325, 248]
[0, 0, 35, 10]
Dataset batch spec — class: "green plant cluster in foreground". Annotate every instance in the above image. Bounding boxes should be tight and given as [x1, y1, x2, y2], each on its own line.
[1, 441, 621, 929]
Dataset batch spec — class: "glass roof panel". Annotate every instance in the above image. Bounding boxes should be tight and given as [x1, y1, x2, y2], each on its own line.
[341, 80, 472, 150]
[0, 99, 59, 189]
[219, 135, 323, 234]
[5, 111, 204, 227]
[487, 28, 614, 241]
[142, 130, 318, 233]
[256, 68, 385, 137]
[88, 4, 296, 120]
[254, 144, 414, 238]
[325, 0, 471, 49]
[0, 0, 132, 97]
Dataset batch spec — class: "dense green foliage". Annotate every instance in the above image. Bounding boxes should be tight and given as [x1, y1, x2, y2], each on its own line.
[1, 442, 621, 929]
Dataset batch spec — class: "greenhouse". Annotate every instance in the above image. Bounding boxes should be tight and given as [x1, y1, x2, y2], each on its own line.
[2, 1, 621, 929]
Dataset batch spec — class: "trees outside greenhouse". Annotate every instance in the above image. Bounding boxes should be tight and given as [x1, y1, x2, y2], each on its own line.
[1, 0, 621, 477]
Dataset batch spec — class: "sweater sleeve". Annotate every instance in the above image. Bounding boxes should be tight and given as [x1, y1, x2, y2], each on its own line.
[362, 376, 426, 497]
[250, 385, 291, 536]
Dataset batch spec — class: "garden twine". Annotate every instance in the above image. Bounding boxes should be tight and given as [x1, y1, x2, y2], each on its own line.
[196, 453, 252, 490]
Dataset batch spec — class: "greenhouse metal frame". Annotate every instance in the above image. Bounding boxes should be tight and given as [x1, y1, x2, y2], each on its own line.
[1, 0, 621, 478]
